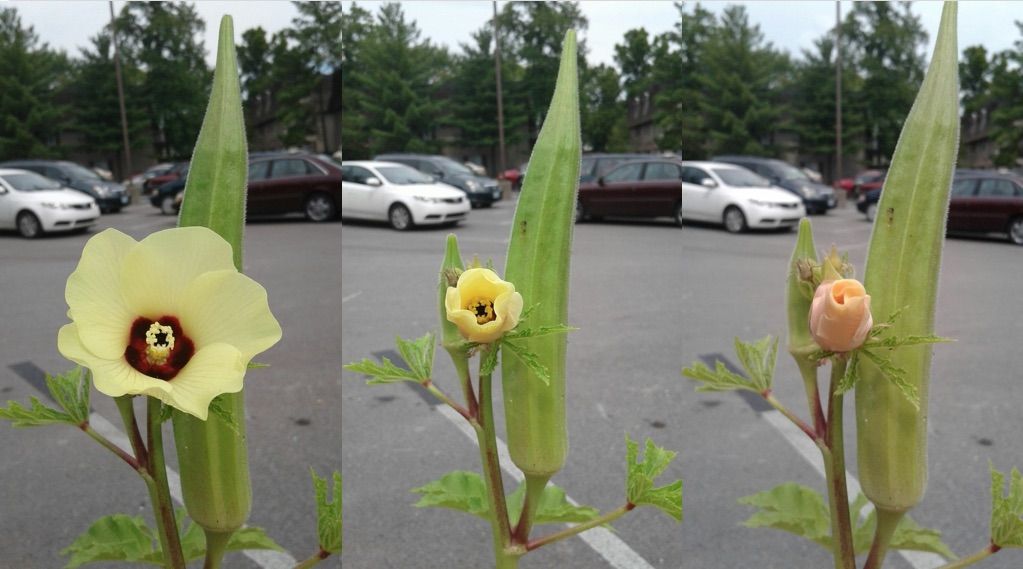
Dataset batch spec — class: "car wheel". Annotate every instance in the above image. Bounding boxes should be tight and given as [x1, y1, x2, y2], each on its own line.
[17, 211, 42, 239]
[723, 206, 747, 234]
[866, 203, 878, 222]
[389, 203, 413, 231]
[160, 196, 178, 215]
[305, 192, 337, 222]
[575, 201, 587, 223]
[1008, 217, 1023, 245]
[673, 201, 685, 228]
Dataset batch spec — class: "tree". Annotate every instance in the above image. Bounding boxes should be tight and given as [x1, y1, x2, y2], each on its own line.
[987, 25, 1023, 168]
[291, 1, 342, 73]
[614, 28, 653, 100]
[581, 63, 627, 152]
[341, 2, 374, 158]
[237, 27, 271, 104]
[959, 45, 990, 116]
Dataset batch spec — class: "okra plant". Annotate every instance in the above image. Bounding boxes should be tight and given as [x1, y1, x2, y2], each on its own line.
[344, 30, 683, 569]
[0, 16, 341, 569]
[684, 4, 1023, 568]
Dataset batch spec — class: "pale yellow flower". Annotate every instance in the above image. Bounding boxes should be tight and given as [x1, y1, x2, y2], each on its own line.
[809, 279, 873, 352]
[444, 268, 523, 343]
[57, 227, 282, 419]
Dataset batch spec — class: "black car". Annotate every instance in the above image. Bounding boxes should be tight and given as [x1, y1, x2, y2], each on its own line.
[0, 160, 129, 213]
[150, 171, 188, 215]
[712, 155, 836, 214]
[374, 153, 501, 207]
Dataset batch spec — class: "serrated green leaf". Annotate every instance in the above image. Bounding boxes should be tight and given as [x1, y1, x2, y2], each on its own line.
[411, 471, 490, 519]
[246, 362, 270, 369]
[46, 367, 90, 426]
[507, 482, 600, 527]
[60, 514, 163, 568]
[207, 395, 241, 436]
[396, 332, 435, 381]
[0, 396, 73, 428]
[836, 352, 860, 394]
[888, 516, 956, 559]
[991, 465, 1023, 548]
[867, 334, 954, 349]
[733, 335, 777, 392]
[859, 349, 920, 410]
[682, 361, 757, 394]
[343, 357, 419, 385]
[625, 435, 684, 522]
[502, 340, 551, 386]
[504, 324, 577, 341]
[480, 344, 500, 377]
[312, 469, 343, 553]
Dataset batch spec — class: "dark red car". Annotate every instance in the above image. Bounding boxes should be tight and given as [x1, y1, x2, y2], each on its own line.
[834, 169, 885, 195]
[576, 159, 685, 226]
[144, 161, 189, 193]
[948, 171, 1023, 245]
[247, 153, 341, 221]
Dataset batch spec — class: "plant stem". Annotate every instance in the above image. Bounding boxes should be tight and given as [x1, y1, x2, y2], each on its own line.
[80, 423, 143, 471]
[292, 549, 331, 569]
[795, 357, 826, 437]
[476, 371, 513, 567]
[146, 397, 186, 569]
[863, 508, 905, 569]
[823, 360, 854, 569]
[763, 391, 821, 443]
[512, 473, 551, 544]
[422, 379, 473, 421]
[936, 543, 1001, 569]
[526, 504, 632, 551]
[452, 352, 479, 419]
[203, 529, 233, 569]
[114, 395, 148, 464]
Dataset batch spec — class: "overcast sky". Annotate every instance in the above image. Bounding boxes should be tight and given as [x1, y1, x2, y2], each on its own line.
[9, 1, 300, 65]
[343, 1, 1022, 65]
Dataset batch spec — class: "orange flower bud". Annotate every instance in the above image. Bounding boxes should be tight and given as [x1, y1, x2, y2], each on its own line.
[809, 279, 873, 352]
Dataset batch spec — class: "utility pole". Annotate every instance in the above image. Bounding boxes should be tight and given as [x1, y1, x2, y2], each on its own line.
[835, 0, 843, 186]
[109, 1, 132, 181]
[493, 0, 506, 174]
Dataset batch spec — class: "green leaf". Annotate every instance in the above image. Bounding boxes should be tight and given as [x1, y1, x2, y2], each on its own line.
[507, 482, 600, 527]
[991, 464, 1023, 548]
[177, 15, 247, 270]
[395, 332, 435, 381]
[246, 362, 270, 369]
[207, 395, 241, 436]
[480, 344, 500, 377]
[179, 508, 286, 561]
[625, 435, 684, 522]
[732, 335, 778, 392]
[60, 514, 163, 568]
[0, 396, 73, 428]
[439, 234, 466, 350]
[503, 324, 577, 341]
[411, 471, 490, 519]
[502, 339, 551, 386]
[344, 357, 419, 385]
[836, 352, 860, 394]
[859, 349, 920, 410]
[888, 516, 956, 559]
[682, 361, 758, 394]
[46, 367, 91, 425]
[312, 469, 343, 553]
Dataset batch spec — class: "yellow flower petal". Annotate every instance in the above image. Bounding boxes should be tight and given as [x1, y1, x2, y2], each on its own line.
[120, 226, 236, 318]
[179, 270, 283, 361]
[160, 343, 245, 420]
[457, 268, 515, 306]
[494, 291, 523, 331]
[58, 323, 172, 398]
[65, 229, 137, 359]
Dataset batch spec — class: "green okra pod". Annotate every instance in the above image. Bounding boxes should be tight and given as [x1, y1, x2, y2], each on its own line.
[501, 30, 580, 478]
[856, 2, 958, 514]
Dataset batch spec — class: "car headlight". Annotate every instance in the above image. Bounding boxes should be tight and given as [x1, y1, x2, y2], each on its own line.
[465, 180, 480, 191]
[801, 186, 818, 198]
[92, 184, 109, 196]
[414, 196, 441, 203]
[40, 201, 65, 209]
[748, 199, 777, 208]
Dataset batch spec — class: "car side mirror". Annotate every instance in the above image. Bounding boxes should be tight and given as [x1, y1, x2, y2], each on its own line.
[701, 178, 717, 189]
[366, 177, 382, 187]
[597, 176, 605, 187]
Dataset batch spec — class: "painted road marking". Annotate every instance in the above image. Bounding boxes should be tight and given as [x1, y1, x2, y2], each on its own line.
[342, 291, 363, 303]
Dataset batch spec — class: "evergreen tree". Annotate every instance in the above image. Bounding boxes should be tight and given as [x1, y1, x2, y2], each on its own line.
[238, 27, 272, 104]
[987, 27, 1023, 168]
[341, 2, 374, 158]
[614, 28, 653, 100]
[581, 63, 627, 152]
[959, 45, 990, 116]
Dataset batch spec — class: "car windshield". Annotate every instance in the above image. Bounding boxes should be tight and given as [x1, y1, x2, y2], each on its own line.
[61, 163, 102, 181]
[714, 168, 771, 188]
[4, 172, 63, 191]
[377, 165, 434, 185]
[774, 162, 809, 181]
[434, 157, 473, 176]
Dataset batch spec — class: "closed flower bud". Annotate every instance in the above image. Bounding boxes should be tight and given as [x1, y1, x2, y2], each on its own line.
[445, 268, 523, 344]
[809, 279, 873, 352]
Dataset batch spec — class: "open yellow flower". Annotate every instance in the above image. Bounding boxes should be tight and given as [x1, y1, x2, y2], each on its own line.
[445, 268, 523, 343]
[57, 227, 282, 420]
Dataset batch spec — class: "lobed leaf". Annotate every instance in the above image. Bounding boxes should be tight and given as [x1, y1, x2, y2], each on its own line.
[502, 340, 551, 386]
[46, 367, 91, 426]
[312, 469, 343, 553]
[625, 435, 684, 522]
[395, 332, 435, 382]
[0, 396, 73, 428]
[990, 465, 1023, 548]
[411, 471, 490, 519]
[507, 482, 600, 526]
[344, 357, 419, 385]
[60, 514, 162, 568]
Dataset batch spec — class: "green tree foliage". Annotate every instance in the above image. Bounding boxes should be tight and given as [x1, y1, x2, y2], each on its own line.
[959, 45, 990, 116]
[116, 2, 210, 160]
[340, 2, 374, 159]
[581, 64, 627, 152]
[0, 8, 69, 160]
[614, 28, 653, 100]
[237, 27, 271, 104]
[987, 25, 1023, 167]
[291, 1, 342, 73]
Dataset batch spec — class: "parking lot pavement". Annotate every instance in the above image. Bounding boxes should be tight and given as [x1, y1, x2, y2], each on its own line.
[0, 203, 341, 568]
[343, 200, 1023, 569]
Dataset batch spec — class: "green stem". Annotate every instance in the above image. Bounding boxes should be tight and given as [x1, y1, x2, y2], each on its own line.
[823, 361, 854, 569]
[863, 508, 905, 569]
[115, 395, 148, 464]
[795, 357, 826, 437]
[476, 371, 514, 567]
[203, 530, 233, 569]
[146, 397, 187, 569]
[763, 391, 821, 443]
[423, 379, 473, 422]
[936, 543, 1001, 569]
[451, 349, 479, 419]
[526, 504, 632, 551]
[292, 549, 331, 569]
[512, 473, 551, 544]
[81, 423, 143, 472]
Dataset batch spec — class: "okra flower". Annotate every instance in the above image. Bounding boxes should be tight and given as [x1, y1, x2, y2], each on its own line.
[57, 227, 282, 420]
[809, 279, 873, 352]
[445, 268, 523, 343]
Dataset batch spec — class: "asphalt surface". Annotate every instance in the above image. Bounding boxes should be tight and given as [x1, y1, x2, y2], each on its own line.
[0, 201, 341, 568]
[342, 196, 1023, 569]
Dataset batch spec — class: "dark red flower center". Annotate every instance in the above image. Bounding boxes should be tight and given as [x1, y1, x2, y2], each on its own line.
[124, 316, 194, 380]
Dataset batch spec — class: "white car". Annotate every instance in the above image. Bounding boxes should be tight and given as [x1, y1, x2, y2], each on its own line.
[679, 161, 806, 233]
[0, 168, 98, 238]
[341, 161, 471, 230]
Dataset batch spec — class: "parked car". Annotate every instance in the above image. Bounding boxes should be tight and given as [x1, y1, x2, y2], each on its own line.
[149, 170, 188, 215]
[0, 160, 128, 213]
[0, 168, 97, 238]
[836, 169, 886, 196]
[341, 161, 470, 230]
[948, 170, 1023, 245]
[501, 162, 528, 191]
[374, 153, 501, 208]
[247, 153, 342, 222]
[712, 155, 836, 213]
[143, 161, 188, 193]
[856, 187, 882, 221]
[577, 159, 687, 226]
[126, 162, 174, 195]
[678, 161, 805, 232]
[579, 153, 649, 183]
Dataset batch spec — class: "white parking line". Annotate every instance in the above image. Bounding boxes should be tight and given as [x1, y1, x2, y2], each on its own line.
[342, 291, 362, 303]
[435, 404, 656, 569]
[88, 412, 298, 568]
[763, 410, 945, 569]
